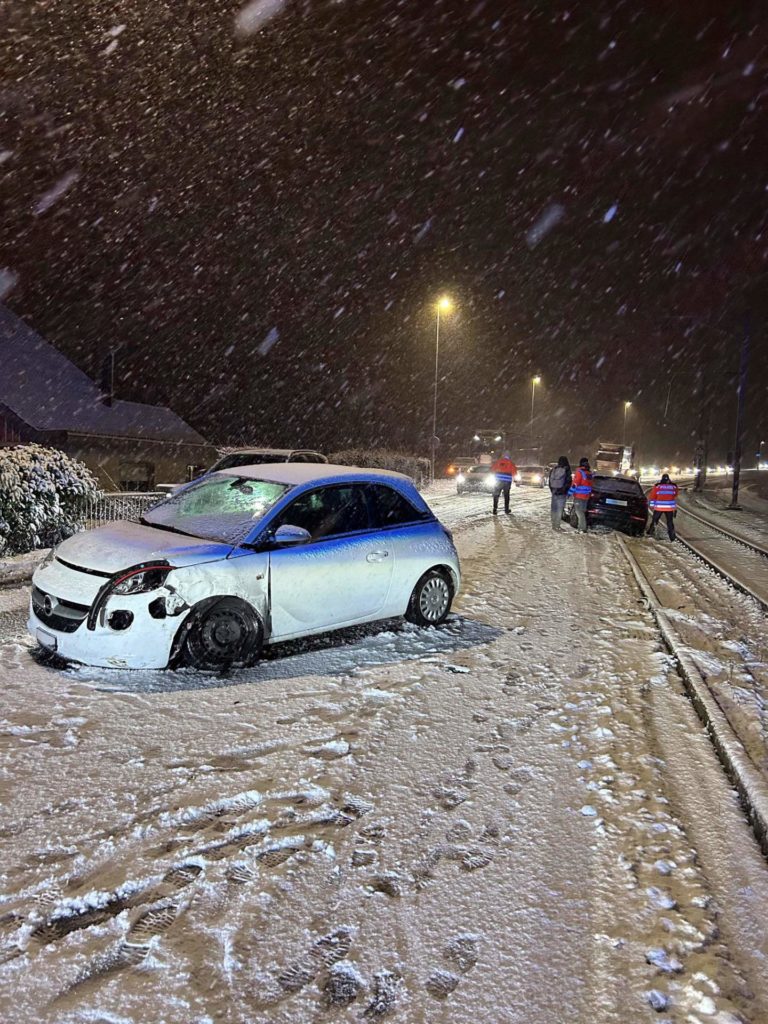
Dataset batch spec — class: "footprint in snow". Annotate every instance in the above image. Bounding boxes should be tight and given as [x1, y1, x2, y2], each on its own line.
[426, 933, 481, 1000]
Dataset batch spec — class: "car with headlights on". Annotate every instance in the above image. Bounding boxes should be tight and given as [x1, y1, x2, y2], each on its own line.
[28, 465, 460, 671]
[516, 465, 546, 487]
[456, 465, 497, 494]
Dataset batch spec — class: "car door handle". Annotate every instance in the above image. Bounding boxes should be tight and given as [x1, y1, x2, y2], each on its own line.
[366, 550, 389, 562]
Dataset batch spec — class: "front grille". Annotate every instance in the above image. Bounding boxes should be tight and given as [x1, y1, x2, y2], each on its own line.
[31, 586, 90, 634]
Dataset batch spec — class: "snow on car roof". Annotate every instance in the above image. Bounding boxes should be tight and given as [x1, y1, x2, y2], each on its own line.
[222, 447, 313, 456]
[216, 463, 412, 486]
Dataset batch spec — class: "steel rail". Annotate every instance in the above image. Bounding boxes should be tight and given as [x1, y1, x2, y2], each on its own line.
[671, 509, 768, 613]
[677, 500, 768, 559]
[617, 534, 768, 861]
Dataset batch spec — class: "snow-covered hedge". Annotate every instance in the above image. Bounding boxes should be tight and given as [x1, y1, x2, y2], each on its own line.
[0, 444, 100, 555]
[330, 449, 431, 488]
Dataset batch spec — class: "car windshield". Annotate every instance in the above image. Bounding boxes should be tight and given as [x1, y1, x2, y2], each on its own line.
[470, 466, 490, 474]
[141, 474, 290, 544]
[593, 475, 642, 497]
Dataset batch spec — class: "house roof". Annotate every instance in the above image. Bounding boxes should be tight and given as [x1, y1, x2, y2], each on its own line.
[0, 305, 208, 445]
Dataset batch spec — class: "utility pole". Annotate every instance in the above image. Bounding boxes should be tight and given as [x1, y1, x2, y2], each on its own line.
[728, 312, 751, 510]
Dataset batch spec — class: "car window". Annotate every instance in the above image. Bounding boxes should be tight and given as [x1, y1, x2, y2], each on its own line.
[143, 474, 289, 544]
[368, 484, 425, 528]
[593, 476, 643, 496]
[470, 466, 490, 474]
[213, 453, 285, 471]
[272, 485, 369, 540]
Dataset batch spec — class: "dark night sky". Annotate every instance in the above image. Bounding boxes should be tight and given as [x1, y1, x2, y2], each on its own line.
[2, 0, 767, 463]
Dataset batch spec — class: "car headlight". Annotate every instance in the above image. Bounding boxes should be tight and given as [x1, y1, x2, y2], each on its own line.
[486, 474, 497, 485]
[532, 474, 541, 483]
[456, 473, 465, 483]
[514, 474, 521, 482]
[112, 566, 173, 595]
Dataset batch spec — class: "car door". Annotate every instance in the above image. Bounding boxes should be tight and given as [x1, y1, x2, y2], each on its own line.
[267, 483, 395, 639]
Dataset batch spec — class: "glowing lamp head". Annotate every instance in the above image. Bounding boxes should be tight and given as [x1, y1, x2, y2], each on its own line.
[436, 295, 453, 314]
[532, 376, 542, 385]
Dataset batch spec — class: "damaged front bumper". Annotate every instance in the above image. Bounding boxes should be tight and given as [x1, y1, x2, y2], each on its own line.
[28, 585, 191, 670]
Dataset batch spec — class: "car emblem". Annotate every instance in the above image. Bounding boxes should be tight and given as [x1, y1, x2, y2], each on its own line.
[43, 595, 53, 616]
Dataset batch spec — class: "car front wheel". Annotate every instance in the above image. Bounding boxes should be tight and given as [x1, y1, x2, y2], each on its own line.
[405, 569, 453, 627]
[177, 597, 262, 670]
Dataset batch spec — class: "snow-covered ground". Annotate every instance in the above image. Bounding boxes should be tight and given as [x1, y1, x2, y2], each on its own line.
[2, 487, 768, 1023]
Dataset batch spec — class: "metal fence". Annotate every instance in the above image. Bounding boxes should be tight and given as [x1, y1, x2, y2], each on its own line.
[79, 491, 165, 529]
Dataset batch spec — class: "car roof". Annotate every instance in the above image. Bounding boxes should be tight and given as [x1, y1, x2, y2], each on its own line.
[216, 463, 413, 486]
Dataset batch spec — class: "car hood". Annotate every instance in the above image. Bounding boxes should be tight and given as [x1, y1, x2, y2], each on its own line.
[55, 521, 232, 574]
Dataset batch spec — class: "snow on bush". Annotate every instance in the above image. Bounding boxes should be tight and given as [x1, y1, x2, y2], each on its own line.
[330, 449, 431, 487]
[0, 444, 100, 555]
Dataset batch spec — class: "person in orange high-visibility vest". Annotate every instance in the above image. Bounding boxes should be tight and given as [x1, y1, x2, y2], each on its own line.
[569, 457, 593, 533]
[647, 473, 678, 540]
[490, 451, 518, 515]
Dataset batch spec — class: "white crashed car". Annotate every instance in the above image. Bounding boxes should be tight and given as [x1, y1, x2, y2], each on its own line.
[29, 465, 461, 670]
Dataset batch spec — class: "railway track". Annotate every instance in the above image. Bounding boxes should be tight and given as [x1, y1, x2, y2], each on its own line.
[674, 502, 768, 611]
[618, 527, 768, 860]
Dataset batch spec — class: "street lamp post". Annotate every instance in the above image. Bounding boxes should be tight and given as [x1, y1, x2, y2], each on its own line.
[431, 295, 453, 482]
[623, 401, 632, 446]
[530, 376, 541, 443]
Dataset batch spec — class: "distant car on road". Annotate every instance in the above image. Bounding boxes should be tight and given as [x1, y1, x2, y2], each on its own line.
[29, 465, 461, 671]
[516, 465, 546, 487]
[445, 457, 475, 478]
[564, 473, 648, 535]
[456, 465, 497, 494]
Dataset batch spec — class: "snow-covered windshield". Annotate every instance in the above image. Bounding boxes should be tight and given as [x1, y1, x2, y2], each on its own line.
[142, 474, 289, 544]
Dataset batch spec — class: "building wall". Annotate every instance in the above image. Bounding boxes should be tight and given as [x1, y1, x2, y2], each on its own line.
[0, 416, 217, 490]
[62, 435, 217, 490]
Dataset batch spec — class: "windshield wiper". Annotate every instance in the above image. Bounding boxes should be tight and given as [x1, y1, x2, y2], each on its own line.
[139, 517, 197, 538]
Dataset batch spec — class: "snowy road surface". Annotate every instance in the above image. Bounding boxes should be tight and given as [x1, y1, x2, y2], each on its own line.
[2, 487, 768, 1023]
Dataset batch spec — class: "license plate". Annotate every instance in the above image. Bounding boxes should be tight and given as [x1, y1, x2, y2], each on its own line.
[36, 628, 58, 651]
[605, 498, 628, 506]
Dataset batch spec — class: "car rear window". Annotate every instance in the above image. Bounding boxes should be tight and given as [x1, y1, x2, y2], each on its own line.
[213, 453, 286, 470]
[593, 476, 643, 497]
[368, 484, 426, 527]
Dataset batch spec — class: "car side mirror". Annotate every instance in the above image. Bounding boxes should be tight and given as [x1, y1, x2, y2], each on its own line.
[273, 524, 311, 546]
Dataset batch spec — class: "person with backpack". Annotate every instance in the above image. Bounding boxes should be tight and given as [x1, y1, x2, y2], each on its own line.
[569, 457, 593, 533]
[548, 456, 572, 530]
[647, 473, 678, 540]
[490, 450, 518, 515]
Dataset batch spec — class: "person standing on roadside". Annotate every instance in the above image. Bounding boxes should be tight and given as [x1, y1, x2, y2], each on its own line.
[548, 455, 572, 531]
[647, 473, 678, 541]
[569, 457, 593, 533]
[490, 450, 518, 516]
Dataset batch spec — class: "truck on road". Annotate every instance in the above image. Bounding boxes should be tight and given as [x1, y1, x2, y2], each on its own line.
[595, 441, 637, 477]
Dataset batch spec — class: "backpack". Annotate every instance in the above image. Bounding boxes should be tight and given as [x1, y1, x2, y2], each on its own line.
[549, 466, 571, 494]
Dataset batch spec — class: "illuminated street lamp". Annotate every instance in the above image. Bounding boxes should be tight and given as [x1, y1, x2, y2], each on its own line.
[530, 375, 541, 441]
[623, 400, 632, 445]
[430, 295, 453, 482]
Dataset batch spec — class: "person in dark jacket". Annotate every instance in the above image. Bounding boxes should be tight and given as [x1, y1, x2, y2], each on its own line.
[548, 456, 572, 530]
[490, 451, 518, 515]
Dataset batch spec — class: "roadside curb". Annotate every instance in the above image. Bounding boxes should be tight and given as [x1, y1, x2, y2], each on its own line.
[618, 534, 768, 861]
